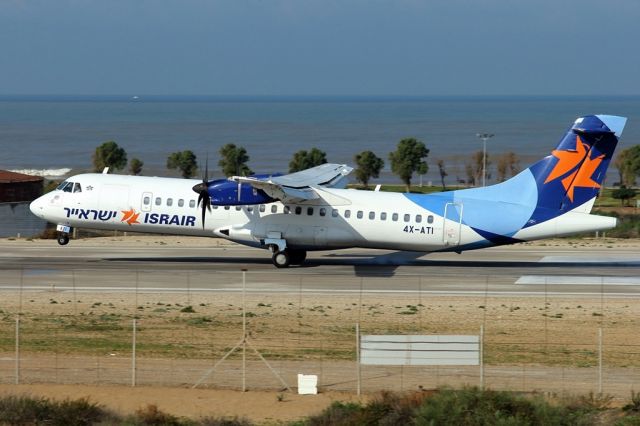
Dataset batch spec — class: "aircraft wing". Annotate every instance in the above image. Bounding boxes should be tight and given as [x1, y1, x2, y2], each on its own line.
[231, 163, 353, 203]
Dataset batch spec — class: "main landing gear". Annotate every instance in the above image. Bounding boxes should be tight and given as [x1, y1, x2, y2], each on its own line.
[271, 248, 307, 268]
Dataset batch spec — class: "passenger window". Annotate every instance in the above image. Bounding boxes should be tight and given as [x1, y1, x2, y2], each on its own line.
[259, 205, 265, 213]
[295, 206, 302, 215]
[284, 206, 290, 214]
[235, 206, 242, 211]
[307, 207, 314, 216]
[189, 200, 196, 208]
[344, 210, 351, 218]
[178, 199, 184, 207]
[320, 208, 326, 217]
[155, 197, 161, 206]
[167, 198, 173, 206]
[404, 214, 410, 222]
[332, 209, 339, 217]
[357, 211, 363, 219]
[380, 212, 387, 221]
[427, 215, 434, 224]
[247, 206, 253, 212]
[416, 214, 422, 223]
[73, 183, 82, 193]
[392, 213, 398, 221]
[369, 212, 375, 220]
[271, 205, 277, 213]
[224, 206, 231, 210]
[213, 205, 218, 209]
[143, 196, 150, 205]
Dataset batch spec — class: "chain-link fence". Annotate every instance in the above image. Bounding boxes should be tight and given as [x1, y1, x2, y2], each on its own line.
[1, 268, 639, 397]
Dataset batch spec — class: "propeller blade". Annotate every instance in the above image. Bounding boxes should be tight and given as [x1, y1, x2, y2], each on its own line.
[192, 154, 212, 229]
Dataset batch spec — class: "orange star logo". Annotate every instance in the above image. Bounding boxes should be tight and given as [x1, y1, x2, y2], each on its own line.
[121, 208, 141, 225]
[544, 135, 604, 202]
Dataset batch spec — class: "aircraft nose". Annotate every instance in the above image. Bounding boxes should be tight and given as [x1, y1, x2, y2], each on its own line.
[29, 196, 44, 218]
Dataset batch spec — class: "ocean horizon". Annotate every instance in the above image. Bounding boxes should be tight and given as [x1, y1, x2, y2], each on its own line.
[1, 95, 638, 184]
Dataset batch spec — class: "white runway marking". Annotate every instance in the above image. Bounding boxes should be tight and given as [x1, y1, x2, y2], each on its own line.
[541, 255, 640, 265]
[516, 276, 640, 285]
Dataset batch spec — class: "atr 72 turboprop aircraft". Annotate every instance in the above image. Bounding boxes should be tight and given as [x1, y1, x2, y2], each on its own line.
[30, 115, 626, 268]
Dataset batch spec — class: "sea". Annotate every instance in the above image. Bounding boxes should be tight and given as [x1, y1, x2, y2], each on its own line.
[1, 95, 639, 184]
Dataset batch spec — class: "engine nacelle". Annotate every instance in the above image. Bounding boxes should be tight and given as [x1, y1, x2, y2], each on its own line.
[208, 174, 282, 206]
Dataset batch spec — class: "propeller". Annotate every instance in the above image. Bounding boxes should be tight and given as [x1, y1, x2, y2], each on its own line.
[192, 157, 211, 229]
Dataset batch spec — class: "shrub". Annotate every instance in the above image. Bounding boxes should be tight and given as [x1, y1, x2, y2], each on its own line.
[133, 404, 184, 425]
[0, 395, 107, 425]
[305, 401, 365, 426]
[624, 391, 640, 413]
[413, 387, 592, 426]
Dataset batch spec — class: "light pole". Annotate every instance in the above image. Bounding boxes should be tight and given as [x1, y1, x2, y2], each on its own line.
[476, 133, 494, 186]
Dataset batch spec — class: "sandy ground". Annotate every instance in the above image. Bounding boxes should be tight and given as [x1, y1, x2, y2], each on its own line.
[0, 384, 364, 423]
[1, 235, 639, 422]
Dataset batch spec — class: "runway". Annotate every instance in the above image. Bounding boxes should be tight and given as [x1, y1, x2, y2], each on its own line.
[1, 238, 639, 297]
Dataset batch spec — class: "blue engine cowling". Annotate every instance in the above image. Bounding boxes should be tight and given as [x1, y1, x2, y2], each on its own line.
[208, 174, 282, 206]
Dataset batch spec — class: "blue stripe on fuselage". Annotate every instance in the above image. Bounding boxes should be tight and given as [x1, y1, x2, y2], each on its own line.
[404, 169, 538, 237]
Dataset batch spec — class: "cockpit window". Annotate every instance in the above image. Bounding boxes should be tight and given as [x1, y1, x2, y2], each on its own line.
[73, 183, 82, 193]
[57, 181, 75, 192]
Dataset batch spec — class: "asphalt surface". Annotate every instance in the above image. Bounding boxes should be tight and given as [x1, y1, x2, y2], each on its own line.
[1, 239, 639, 297]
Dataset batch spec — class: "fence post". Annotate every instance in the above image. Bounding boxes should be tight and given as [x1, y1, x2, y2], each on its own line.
[242, 269, 247, 392]
[480, 325, 484, 390]
[15, 316, 20, 385]
[598, 327, 602, 394]
[132, 318, 137, 387]
[356, 322, 361, 396]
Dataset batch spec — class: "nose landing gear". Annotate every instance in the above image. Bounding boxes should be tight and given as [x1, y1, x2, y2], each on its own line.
[55, 224, 72, 246]
[57, 233, 70, 246]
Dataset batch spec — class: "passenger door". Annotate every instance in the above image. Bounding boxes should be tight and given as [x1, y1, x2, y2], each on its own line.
[443, 202, 463, 247]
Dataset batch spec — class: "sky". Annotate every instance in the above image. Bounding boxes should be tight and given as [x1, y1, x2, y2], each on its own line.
[1, 0, 640, 96]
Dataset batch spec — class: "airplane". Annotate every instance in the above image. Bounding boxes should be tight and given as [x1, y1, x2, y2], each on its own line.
[29, 114, 626, 268]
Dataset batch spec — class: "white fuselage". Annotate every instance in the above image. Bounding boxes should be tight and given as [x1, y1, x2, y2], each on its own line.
[30, 173, 616, 254]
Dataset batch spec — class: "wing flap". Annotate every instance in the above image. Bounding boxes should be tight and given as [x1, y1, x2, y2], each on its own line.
[231, 163, 351, 203]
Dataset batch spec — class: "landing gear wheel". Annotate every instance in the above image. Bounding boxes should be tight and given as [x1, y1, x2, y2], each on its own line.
[289, 249, 307, 265]
[272, 250, 291, 268]
[57, 234, 69, 246]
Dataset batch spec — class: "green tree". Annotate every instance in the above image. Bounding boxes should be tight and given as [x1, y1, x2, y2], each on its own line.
[388, 138, 429, 192]
[129, 158, 144, 176]
[437, 159, 447, 190]
[218, 144, 253, 177]
[612, 185, 637, 207]
[354, 151, 384, 188]
[288, 148, 327, 173]
[167, 150, 198, 178]
[614, 145, 640, 187]
[92, 141, 127, 172]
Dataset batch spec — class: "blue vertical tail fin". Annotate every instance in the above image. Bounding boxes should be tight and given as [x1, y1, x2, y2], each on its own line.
[527, 115, 626, 214]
